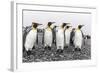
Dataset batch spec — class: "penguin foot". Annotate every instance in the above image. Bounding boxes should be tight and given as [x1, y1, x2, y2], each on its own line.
[31, 51, 36, 56]
[44, 46, 47, 50]
[32, 46, 35, 50]
[56, 49, 63, 54]
[64, 46, 68, 49]
[27, 50, 33, 56]
[74, 48, 77, 51]
[44, 46, 51, 50]
[47, 46, 51, 50]
[78, 48, 81, 51]
[75, 48, 81, 51]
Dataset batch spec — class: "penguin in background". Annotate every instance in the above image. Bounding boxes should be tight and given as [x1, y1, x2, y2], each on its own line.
[70, 28, 75, 46]
[64, 25, 72, 48]
[56, 23, 69, 54]
[44, 22, 55, 50]
[52, 25, 58, 46]
[73, 25, 84, 51]
[24, 22, 42, 56]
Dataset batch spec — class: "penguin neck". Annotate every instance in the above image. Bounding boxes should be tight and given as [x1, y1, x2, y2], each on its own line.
[60, 26, 63, 29]
[65, 28, 71, 31]
[76, 28, 81, 31]
[47, 26, 52, 31]
[32, 27, 37, 31]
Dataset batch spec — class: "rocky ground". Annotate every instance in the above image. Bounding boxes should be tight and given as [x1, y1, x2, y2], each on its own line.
[23, 39, 91, 63]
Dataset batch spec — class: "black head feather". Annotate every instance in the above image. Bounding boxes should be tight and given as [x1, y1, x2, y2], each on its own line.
[48, 22, 55, 27]
[62, 23, 70, 28]
[78, 25, 84, 29]
[32, 22, 42, 28]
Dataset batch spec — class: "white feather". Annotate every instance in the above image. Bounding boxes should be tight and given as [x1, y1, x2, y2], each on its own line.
[24, 29, 37, 51]
[44, 28, 52, 46]
[74, 29, 83, 49]
[56, 27, 64, 49]
[65, 28, 72, 46]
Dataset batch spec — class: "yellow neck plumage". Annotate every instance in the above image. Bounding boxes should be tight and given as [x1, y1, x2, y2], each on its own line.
[32, 27, 36, 31]
[76, 28, 80, 32]
[61, 26, 64, 30]
[46, 27, 52, 31]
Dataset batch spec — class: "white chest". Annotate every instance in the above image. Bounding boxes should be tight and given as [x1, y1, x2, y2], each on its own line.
[24, 29, 37, 51]
[56, 28, 64, 37]
[44, 28, 53, 46]
[75, 30, 82, 39]
[65, 29, 71, 44]
[56, 28, 64, 49]
[74, 30, 83, 48]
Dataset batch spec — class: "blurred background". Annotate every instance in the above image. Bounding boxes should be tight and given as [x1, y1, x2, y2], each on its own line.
[23, 10, 91, 35]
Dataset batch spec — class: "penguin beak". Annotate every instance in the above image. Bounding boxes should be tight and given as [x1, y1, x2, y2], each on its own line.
[66, 23, 70, 25]
[82, 25, 84, 27]
[48, 22, 55, 24]
[81, 25, 84, 28]
[55, 25, 59, 27]
[69, 26, 72, 27]
[38, 23, 42, 26]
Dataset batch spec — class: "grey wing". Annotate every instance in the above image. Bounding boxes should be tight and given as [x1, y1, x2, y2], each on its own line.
[70, 30, 75, 46]
[64, 30, 66, 46]
[52, 28, 56, 44]
[36, 29, 39, 45]
[81, 30, 85, 46]
[42, 29, 45, 45]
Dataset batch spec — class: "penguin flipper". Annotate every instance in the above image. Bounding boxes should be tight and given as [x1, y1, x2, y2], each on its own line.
[81, 30, 85, 46]
[52, 28, 54, 44]
[64, 29, 66, 46]
[36, 29, 38, 45]
[70, 30, 75, 46]
[42, 29, 44, 45]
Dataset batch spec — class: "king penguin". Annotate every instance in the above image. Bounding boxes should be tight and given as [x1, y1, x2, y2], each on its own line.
[65, 25, 72, 48]
[24, 22, 42, 56]
[70, 28, 75, 46]
[44, 22, 55, 50]
[73, 25, 84, 51]
[56, 23, 68, 54]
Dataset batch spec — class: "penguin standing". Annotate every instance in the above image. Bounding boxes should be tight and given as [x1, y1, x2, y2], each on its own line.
[70, 28, 75, 46]
[56, 23, 68, 53]
[52, 26, 57, 46]
[24, 22, 42, 56]
[65, 25, 72, 48]
[23, 25, 32, 57]
[73, 25, 84, 51]
[44, 22, 55, 50]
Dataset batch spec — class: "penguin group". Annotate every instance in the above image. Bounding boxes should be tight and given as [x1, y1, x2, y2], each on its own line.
[24, 21, 85, 57]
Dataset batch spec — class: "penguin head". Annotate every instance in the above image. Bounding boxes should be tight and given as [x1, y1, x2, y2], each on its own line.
[47, 22, 55, 27]
[78, 25, 84, 29]
[72, 28, 75, 31]
[53, 25, 58, 28]
[62, 23, 70, 28]
[32, 22, 42, 28]
[66, 26, 72, 29]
